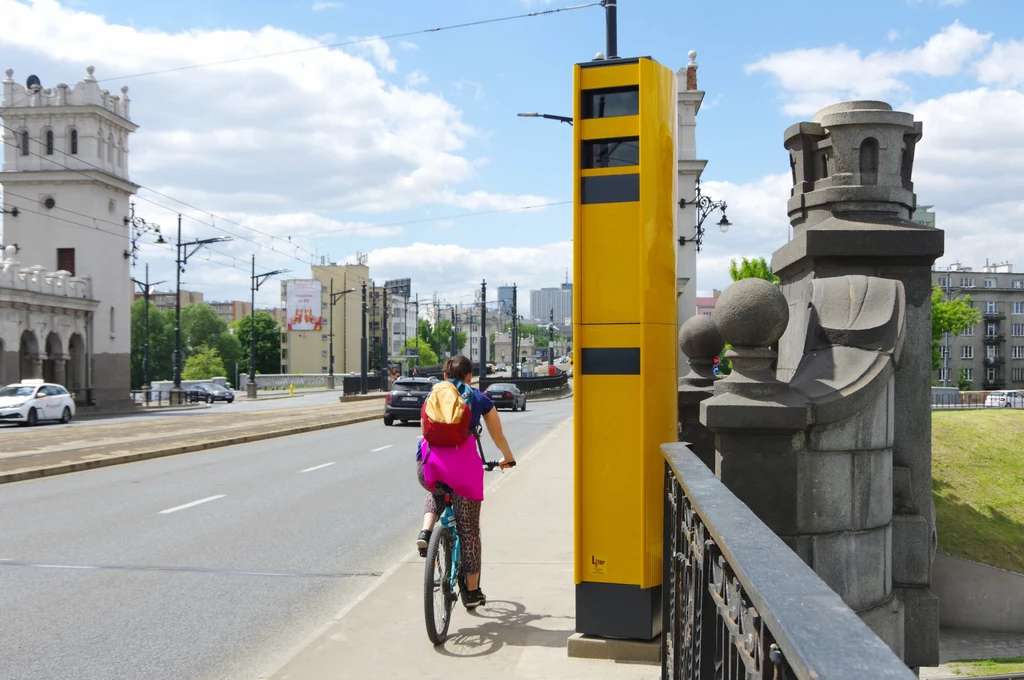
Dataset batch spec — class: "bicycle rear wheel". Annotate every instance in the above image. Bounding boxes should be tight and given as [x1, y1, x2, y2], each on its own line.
[423, 525, 455, 645]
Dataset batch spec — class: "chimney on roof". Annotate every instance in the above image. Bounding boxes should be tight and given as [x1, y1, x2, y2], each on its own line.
[686, 50, 698, 91]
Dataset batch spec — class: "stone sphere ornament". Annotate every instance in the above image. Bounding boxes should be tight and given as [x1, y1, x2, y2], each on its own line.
[679, 314, 725, 359]
[714, 278, 789, 348]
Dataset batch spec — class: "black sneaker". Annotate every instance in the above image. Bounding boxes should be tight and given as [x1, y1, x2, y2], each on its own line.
[416, 529, 431, 558]
[463, 588, 487, 609]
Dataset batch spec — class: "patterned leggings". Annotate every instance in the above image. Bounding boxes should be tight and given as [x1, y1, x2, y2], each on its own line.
[417, 461, 482, 575]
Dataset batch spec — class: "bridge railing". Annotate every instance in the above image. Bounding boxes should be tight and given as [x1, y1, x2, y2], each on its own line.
[661, 442, 917, 680]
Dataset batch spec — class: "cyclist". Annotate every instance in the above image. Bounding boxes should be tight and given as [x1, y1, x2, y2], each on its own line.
[415, 354, 516, 609]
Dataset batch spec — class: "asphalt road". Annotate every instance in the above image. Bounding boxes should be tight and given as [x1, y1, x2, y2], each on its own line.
[0, 397, 573, 680]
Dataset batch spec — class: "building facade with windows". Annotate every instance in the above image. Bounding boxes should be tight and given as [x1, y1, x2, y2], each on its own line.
[529, 283, 572, 325]
[696, 289, 721, 317]
[206, 300, 251, 324]
[1, 66, 137, 408]
[279, 263, 369, 376]
[139, 289, 204, 313]
[933, 262, 1024, 389]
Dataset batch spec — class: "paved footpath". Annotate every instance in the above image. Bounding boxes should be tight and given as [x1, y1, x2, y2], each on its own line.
[0, 400, 382, 483]
[262, 416, 657, 680]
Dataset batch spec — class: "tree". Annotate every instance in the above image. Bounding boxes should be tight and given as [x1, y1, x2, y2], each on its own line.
[418, 318, 433, 343]
[403, 338, 438, 367]
[729, 257, 779, 285]
[182, 345, 227, 381]
[181, 303, 228, 357]
[130, 297, 174, 388]
[236, 312, 281, 375]
[956, 366, 973, 392]
[932, 287, 980, 371]
[215, 331, 242, 383]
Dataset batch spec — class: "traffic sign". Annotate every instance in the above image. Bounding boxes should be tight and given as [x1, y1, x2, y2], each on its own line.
[713, 356, 720, 366]
[713, 365, 720, 375]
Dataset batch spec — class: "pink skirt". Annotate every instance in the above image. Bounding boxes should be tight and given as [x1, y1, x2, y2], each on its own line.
[420, 437, 484, 502]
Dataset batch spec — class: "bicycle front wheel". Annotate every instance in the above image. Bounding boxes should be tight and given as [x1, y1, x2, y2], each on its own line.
[423, 525, 455, 645]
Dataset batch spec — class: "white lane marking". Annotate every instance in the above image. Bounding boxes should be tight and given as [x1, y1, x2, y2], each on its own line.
[158, 494, 226, 514]
[370, 445, 393, 452]
[299, 462, 335, 473]
[36, 564, 97, 569]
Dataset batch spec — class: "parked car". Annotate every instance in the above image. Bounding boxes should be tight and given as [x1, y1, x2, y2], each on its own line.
[484, 382, 527, 411]
[384, 377, 435, 426]
[186, 382, 235, 404]
[495, 364, 507, 373]
[0, 380, 76, 426]
[984, 390, 1024, 408]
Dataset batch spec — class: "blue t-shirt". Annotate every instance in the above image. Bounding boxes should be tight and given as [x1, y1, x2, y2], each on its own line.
[468, 387, 494, 432]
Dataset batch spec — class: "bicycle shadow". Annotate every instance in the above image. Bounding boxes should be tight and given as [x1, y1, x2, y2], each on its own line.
[435, 599, 575, 658]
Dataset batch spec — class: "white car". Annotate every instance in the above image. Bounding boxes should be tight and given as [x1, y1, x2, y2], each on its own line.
[0, 380, 76, 426]
[984, 390, 1024, 408]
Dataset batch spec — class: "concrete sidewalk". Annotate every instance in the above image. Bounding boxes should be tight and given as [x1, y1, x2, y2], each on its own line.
[262, 417, 657, 680]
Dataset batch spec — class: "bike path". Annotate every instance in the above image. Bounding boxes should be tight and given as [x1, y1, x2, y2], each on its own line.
[263, 416, 657, 680]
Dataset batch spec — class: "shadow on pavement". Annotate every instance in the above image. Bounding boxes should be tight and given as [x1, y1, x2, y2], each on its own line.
[436, 599, 575, 658]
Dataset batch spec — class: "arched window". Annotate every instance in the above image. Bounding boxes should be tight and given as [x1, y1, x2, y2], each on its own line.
[19, 129, 29, 156]
[107, 133, 113, 163]
[69, 128, 78, 155]
[110, 306, 115, 335]
[45, 129, 54, 155]
[859, 137, 879, 186]
[820, 153, 829, 179]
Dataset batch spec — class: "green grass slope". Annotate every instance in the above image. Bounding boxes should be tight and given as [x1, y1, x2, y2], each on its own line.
[932, 410, 1024, 574]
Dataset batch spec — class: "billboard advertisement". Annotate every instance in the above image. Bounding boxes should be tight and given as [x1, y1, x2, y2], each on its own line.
[286, 280, 323, 331]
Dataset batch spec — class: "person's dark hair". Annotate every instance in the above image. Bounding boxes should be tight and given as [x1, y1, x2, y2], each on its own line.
[444, 354, 472, 382]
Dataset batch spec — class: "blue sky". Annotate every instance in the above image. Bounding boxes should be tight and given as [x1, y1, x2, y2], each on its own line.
[2, 0, 1023, 312]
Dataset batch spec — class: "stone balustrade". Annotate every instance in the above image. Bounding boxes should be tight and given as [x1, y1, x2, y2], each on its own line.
[0, 246, 92, 299]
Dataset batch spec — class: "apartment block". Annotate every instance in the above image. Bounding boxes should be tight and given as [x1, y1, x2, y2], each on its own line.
[934, 261, 1024, 390]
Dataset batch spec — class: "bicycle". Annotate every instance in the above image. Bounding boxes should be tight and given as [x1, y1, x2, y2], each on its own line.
[423, 459, 515, 646]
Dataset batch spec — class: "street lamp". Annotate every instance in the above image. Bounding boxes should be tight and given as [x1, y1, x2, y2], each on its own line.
[131, 263, 165, 401]
[173, 215, 230, 398]
[678, 179, 731, 253]
[328, 281, 357, 389]
[517, 112, 574, 126]
[248, 255, 289, 400]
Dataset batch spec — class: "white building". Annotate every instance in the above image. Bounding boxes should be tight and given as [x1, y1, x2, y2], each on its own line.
[676, 51, 709, 376]
[529, 284, 572, 325]
[388, 292, 419, 358]
[0, 66, 137, 407]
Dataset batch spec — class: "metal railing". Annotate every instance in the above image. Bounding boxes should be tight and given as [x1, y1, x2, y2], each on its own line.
[479, 372, 569, 393]
[661, 443, 917, 680]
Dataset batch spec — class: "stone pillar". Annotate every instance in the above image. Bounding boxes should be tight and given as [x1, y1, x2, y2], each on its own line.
[677, 315, 723, 470]
[53, 354, 68, 387]
[30, 353, 44, 380]
[700, 279, 809, 534]
[772, 100, 941, 668]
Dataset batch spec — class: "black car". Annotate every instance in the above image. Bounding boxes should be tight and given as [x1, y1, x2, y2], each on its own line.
[384, 377, 434, 426]
[484, 383, 526, 411]
[186, 382, 235, 404]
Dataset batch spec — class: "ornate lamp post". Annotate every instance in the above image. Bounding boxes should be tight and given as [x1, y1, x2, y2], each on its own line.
[678, 180, 732, 252]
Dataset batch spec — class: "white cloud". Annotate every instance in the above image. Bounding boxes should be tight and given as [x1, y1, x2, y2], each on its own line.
[0, 0, 546, 219]
[397, 41, 419, 51]
[695, 87, 1024, 296]
[452, 79, 485, 101]
[406, 70, 429, 87]
[746, 21, 992, 114]
[977, 39, 1024, 87]
[311, 1, 344, 10]
[887, 29, 904, 42]
[690, 174, 792, 296]
[354, 241, 573, 308]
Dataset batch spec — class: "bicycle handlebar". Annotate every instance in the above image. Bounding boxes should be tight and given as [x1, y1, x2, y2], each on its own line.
[484, 460, 516, 471]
